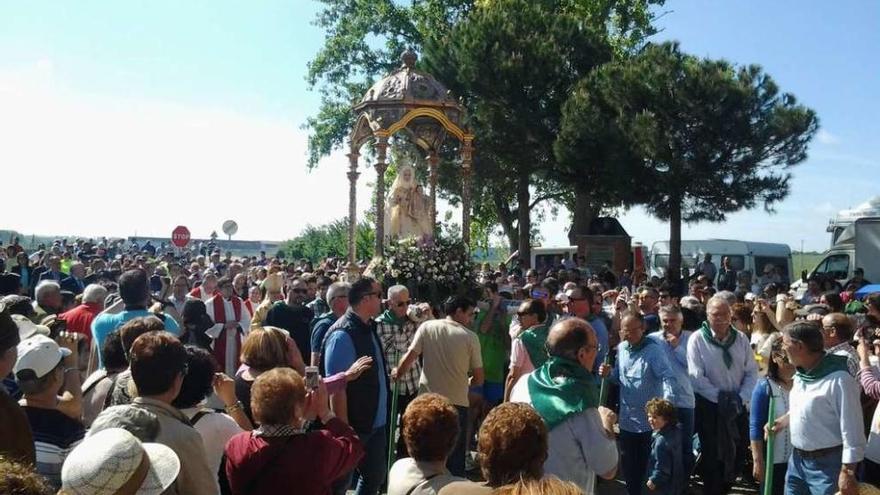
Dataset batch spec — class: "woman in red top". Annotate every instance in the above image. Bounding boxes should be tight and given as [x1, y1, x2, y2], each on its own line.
[224, 367, 364, 495]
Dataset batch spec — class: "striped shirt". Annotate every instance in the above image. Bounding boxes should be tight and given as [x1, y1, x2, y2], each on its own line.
[22, 406, 85, 490]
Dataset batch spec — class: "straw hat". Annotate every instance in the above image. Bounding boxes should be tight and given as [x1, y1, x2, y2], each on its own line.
[837, 483, 880, 495]
[61, 427, 180, 495]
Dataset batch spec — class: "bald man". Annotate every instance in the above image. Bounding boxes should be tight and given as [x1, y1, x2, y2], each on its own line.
[510, 318, 618, 495]
[821, 313, 858, 376]
[687, 296, 758, 494]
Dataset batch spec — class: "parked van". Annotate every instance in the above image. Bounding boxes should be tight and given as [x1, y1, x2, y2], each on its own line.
[649, 239, 793, 285]
[531, 246, 579, 273]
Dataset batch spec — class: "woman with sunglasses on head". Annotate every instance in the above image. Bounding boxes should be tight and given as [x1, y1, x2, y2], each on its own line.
[749, 333, 794, 495]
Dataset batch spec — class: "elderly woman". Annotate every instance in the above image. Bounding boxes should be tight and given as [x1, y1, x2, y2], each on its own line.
[224, 368, 364, 495]
[388, 394, 466, 495]
[439, 402, 548, 494]
[235, 326, 370, 424]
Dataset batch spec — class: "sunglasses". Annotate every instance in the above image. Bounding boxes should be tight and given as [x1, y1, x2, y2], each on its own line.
[291, 288, 308, 294]
[395, 300, 411, 308]
[516, 311, 533, 317]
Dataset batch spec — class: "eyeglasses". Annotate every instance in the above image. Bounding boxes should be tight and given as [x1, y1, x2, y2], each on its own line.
[395, 300, 411, 308]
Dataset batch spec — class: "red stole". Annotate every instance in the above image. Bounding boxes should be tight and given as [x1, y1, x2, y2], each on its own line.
[243, 299, 254, 317]
[209, 295, 243, 371]
[190, 286, 220, 301]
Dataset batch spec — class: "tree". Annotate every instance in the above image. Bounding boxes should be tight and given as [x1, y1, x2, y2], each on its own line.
[422, 0, 613, 264]
[281, 218, 376, 262]
[605, 42, 819, 283]
[306, 0, 664, 262]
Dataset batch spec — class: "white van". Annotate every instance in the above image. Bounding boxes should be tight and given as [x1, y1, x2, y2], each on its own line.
[649, 239, 793, 285]
[531, 246, 579, 273]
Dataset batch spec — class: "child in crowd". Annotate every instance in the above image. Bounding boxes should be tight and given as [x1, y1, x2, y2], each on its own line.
[645, 398, 684, 495]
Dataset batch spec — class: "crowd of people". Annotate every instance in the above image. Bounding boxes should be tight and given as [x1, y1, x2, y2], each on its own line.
[1, 236, 880, 495]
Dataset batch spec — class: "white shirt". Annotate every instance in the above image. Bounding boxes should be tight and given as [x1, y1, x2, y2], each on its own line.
[181, 407, 243, 493]
[387, 458, 463, 495]
[510, 373, 618, 495]
[789, 369, 865, 464]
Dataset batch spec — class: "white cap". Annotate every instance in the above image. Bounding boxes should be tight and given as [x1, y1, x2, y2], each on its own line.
[14, 334, 70, 380]
[12, 314, 50, 341]
[61, 427, 180, 495]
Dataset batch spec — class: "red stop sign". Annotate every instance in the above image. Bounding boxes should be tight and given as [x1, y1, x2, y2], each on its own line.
[171, 226, 191, 248]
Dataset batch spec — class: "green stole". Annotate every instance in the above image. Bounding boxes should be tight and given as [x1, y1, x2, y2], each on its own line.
[700, 321, 737, 368]
[520, 324, 551, 368]
[527, 356, 600, 429]
[796, 353, 850, 383]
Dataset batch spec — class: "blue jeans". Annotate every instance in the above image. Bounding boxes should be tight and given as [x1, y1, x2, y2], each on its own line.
[333, 426, 387, 495]
[677, 407, 695, 479]
[620, 429, 653, 495]
[447, 406, 468, 477]
[784, 447, 841, 495]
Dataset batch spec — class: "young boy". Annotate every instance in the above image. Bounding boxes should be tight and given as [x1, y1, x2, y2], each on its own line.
[645, 398, 684, 494]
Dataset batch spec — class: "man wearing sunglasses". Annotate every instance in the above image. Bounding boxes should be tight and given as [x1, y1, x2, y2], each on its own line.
[265, 278, 315, 362]
[562, 286, 608, 372]
[375, 285, 421, 459]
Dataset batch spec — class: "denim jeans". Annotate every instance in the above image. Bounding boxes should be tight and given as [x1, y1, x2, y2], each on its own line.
[676, 407, 695, 479]
[447, 406, 468, 477]
[620, 429, 653, 495]
[332, 426, 388, 495]
[784, 447, 841, 495]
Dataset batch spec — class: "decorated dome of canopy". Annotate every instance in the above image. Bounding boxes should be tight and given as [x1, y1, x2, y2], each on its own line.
[358, 49, 453, 107]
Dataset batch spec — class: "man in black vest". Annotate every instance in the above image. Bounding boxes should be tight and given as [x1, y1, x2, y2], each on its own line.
[323, 276, 388, 495]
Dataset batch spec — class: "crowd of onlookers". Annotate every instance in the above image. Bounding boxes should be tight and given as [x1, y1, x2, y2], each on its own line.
[1, 236, 880, 495]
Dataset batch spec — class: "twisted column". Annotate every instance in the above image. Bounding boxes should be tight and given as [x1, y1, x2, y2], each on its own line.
[428, 153, 439, 236]
[347, 151, 360, 264]
[374, 135, 389, 257]
[461, 138, 474, 246]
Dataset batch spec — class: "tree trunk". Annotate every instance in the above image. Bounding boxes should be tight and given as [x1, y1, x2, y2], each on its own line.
[568, 185, 597, 246]
[493, 195, 519, 253]
[668, 201, 682, 287]
[517, 168, 532, 267]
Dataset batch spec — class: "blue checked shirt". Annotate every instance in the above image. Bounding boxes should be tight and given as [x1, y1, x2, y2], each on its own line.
[611, 338, 676, 433]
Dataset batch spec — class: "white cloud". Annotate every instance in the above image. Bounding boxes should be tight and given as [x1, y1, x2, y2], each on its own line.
[816, 129, 840, 145]
[0, 61, 384, 242]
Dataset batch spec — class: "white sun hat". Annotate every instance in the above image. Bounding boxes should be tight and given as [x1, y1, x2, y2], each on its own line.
[61, 427, 180, 495]
[14, 334, 69, 380]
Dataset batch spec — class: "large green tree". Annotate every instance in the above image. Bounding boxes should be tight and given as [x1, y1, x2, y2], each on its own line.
[578, 42, 819, 282]
[306, 0, 664, 262]
[281, 218, 375, 262]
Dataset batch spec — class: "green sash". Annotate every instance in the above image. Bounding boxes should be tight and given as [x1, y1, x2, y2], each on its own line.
[700, 321, 737, 369]
[375, 309, 403, 326]
[520, 325, 550, 369]
[796, 353, 850, 383]
[527, 356, 600, 429]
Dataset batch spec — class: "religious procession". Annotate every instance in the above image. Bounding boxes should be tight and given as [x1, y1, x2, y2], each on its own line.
[1, 2, 876, 495]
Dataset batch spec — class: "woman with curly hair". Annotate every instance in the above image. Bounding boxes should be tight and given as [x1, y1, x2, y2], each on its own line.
[440, 402, 548, 495]
[388, 393, 466, 495]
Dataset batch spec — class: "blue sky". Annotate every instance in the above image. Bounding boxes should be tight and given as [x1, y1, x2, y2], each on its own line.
[0, 1, 877, 252]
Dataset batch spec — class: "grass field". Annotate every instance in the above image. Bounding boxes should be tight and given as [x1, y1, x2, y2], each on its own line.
[792, 252, 825, 279]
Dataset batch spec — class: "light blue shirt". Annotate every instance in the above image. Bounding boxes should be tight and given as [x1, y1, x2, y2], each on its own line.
[91, 309, 181, 369]
[611, 338, 676, 433]
[324, 330, 388, 429]
[686, 328, 758, 405]
[648, 330, 695, 409]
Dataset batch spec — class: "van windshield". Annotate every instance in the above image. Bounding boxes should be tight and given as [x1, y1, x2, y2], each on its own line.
[812, 254, 850, 280]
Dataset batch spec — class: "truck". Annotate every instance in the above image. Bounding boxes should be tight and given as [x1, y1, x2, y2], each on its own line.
[795, 217, 880, 290]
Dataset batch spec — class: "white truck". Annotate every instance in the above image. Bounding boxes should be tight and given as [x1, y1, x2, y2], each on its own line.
[794, 216, 880, 291]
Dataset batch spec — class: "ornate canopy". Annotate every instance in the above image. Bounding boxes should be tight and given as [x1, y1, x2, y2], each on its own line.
[345, 50, 475, 262]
